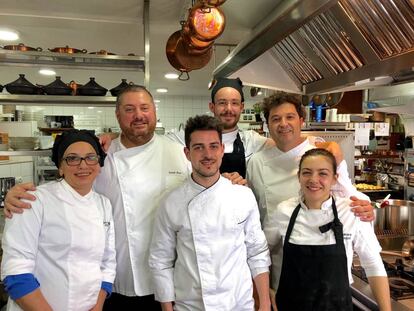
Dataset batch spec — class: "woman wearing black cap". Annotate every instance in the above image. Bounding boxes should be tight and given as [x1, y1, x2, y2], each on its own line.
[1, 130, 116, 311]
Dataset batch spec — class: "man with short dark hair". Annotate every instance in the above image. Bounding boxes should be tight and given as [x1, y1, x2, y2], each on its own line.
[149, 115, 271, 311]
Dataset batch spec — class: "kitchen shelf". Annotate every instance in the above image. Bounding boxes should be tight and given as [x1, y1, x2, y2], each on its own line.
[0, 94, 116, 106]
[0, 49, 144, 71]
[355, 155, 400, 159]
[39, 128, 73, 133]
[0, 150, 51, 156]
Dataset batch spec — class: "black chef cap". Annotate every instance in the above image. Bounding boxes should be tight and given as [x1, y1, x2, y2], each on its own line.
[52, 129, 106, 167]
[211, 77, 245, 103]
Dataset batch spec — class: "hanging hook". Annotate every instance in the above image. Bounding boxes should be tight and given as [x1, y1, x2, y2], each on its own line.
[179, 71, 190, 81]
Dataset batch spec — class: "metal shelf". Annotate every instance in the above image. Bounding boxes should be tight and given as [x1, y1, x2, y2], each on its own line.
[0, 94, 116, 106]
[0, 150, 52, 156]
[0, 49, 145, 71]
[37, 165, 56, 170]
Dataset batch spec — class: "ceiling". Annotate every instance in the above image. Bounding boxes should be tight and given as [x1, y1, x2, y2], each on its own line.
[0, 0, 281, 99]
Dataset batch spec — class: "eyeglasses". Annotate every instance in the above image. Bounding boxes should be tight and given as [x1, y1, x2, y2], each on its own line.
[62, 155, 100, 166]
[215, 100, 242, 107]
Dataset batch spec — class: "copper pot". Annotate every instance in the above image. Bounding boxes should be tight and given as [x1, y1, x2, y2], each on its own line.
[89, 50, 116, 55]
[166, 30, 213, 74]
[197, 0, 227, 7]
[181, 22, 214, 54]
[2, 43, 42, 52]
[187, 4, 226, 42]
[48, 45, 87, 54]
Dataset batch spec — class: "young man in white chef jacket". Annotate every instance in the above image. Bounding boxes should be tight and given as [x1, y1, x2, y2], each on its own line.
[149, 115, 271, 311]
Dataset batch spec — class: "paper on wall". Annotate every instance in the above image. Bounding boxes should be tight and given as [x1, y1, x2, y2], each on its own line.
[355, 123, 370, 146]
[374, 122, 390, 136]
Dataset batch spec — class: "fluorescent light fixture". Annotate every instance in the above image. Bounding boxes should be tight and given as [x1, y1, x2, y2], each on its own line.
[39, 68, 56, 76]
[97, 110, 103, 113]
[0, 29, 19, 41]
[156, 88, 168, 93]
[164, 73, 179, 79]
[154, 99, 161, 103]
[87, 106, 95, 110]
[257, 91, 263, 95]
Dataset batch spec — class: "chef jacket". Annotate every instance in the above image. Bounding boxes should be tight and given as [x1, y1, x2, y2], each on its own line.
[1, 179, 116, 311]
[247, 137, 369, 222]
[94, 134, 190, 296]
[264, 195, 386, 291]
[149, 176, 270, 311]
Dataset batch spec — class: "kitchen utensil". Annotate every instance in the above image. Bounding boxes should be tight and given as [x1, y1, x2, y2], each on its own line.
[312, 94, 327, 106]
[48, 46, 87, 54]
[402, 239, 414, 259]
[9, 137, 39, 150]
[110, 79, 129, 97]
[325, 92, 343, 107]
[77, 77, 107, 96]
[197, 0, 227, 7]
[166, 30, 213, 76]
[43, 76, 72, 95]
[376, 199, 413, 231]
[5, 74, 38, 95]
[187, 4, 226, 42]
[89, 50, 116, 55]
[2, 43, 42, 52]
[181, 22, 215, 53]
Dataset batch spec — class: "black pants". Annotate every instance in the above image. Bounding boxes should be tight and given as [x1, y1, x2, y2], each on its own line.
[103, 293, 162, 311]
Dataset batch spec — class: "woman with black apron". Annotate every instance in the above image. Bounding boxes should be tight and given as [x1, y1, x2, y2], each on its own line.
[264, 148, 391, 311]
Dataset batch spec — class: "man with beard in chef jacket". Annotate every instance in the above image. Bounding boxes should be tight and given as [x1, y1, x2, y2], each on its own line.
[3, 85, 190, 310]
[149, 115, 271, 311]
[246, 92, 373, 308]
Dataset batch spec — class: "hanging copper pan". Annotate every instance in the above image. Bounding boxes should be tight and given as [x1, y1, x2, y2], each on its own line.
[89, 50, 116, 55]
[48, 45, 87, 54]
[197, 0, 227, 7]
[166, 30, 213, 74]
[181, 21, 214, 53]
[2, 43, 42, 52]
[187, 4, 226, 42]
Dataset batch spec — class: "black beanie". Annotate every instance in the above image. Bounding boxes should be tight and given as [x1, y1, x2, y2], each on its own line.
[52, 129, 106, 167]
[211, 77, 245, 103]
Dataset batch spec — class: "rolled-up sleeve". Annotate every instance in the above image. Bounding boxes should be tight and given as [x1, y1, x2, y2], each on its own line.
[333, 160, 370, 200]
[149, 202, 176, 302]
[244, 193, 271, 278]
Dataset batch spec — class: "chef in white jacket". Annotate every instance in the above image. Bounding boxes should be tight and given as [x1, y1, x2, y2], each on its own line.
[1, 129, 116, 311]
[149, 115, 271, 311]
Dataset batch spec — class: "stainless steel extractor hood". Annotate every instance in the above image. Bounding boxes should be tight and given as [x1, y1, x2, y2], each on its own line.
[214, 0, 414, 95]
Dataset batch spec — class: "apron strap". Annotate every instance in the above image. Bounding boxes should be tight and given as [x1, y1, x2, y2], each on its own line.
[318, 197, 345, 244]
[283, 203, 302, 244]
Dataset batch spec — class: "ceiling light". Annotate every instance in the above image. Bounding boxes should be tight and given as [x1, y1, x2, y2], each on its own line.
[39, 69, 56, 76]
[0, 29, 19, 41]
[257, 91, 263, 96]
[154, 99, 161, 103]
[164, 73, 179, 79]
[87, 106, 95, 110]
[156, 88, 168, 93]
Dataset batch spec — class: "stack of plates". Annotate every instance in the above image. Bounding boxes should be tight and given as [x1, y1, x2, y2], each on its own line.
[9, 137, 39, 150]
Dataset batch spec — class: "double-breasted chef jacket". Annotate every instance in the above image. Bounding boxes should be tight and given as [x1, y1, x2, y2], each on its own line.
[94, 134, 190, 296]
[149, 176, 271, 311]
[1, 179, 116, 311]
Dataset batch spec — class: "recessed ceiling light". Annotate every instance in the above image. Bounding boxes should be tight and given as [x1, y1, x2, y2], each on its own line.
[154, 99, 161, 103]
[39, 69, 56, 76]
[156, 88, 168, 93]
[164, 73, 179, 79]
[87, 106, 95, 110]
[0, 29, 19, 41]
[257, 91, 263, 96]
[97, 110, 103, 113]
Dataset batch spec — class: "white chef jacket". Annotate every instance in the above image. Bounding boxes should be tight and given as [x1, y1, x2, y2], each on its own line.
[149, 176, 271, 311]
[166, 128, 268, 164]
[1, 179, 116, 311]
[263, 195, 386, 291]
[246, 137, 369, 222]
[94, 134, 190, 296]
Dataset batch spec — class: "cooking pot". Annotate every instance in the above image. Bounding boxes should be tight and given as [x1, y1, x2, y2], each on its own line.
[312, 94, 327, 106]
[181, 21, 215, 53]
[89, 50, 116, 55]
[325, 92, 343, 107]
[77, 77, 107, 96]
[43, 76, 72, 96]
[187, 4, 226, 42]
[369, 111, 385, 122]
[197, 0, 227, 7]
[2, 43, 42, 52]
[374, 207, 386, 233]
[48, 46, 87, 54]
[376, 199, 414, 231]
[5, 74, 38, 95]
[110, 79, 129, 97]
[402, 239, 414, 259]
[166, 30, 213, 77]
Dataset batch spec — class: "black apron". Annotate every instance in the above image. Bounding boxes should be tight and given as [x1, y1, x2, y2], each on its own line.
[220, 132, 246, 178]
[276, 198, 353, 311]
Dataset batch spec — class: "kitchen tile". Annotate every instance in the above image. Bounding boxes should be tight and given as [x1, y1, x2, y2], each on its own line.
[0, 165, 11, 177]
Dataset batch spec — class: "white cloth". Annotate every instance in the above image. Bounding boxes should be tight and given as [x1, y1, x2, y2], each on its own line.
[166, 128, 268, 164]
[1, 179, 116, 311]
[263, 196, 386, 291]
[149, 176, 270, 311]
[246, 137, 369, 222]
[94, 134, 190, 296]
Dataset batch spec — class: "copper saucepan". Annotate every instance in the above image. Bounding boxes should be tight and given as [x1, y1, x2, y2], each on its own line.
[187, 3, 226, 42]
[197, 0, 227, 7]
[166, 30, 213, 74]
[89, 50, 116, 55]
[181, 22, 214, 54]
[2, 43, 42, 52]
[48, 45, 87, 54]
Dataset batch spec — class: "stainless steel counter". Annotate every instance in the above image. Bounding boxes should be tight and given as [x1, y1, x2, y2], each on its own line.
[351, 276, 414, 311]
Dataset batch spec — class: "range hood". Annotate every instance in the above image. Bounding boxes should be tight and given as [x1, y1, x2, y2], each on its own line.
[214, 0, 414, 95]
